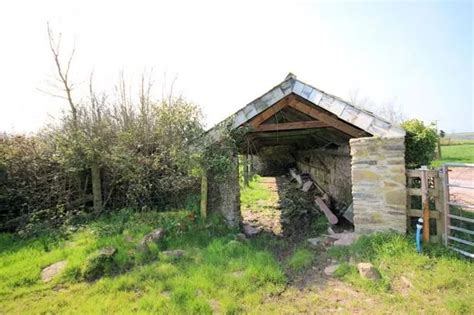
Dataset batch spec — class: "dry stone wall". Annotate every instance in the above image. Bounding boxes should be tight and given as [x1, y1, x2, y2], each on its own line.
[295, 145, 352, 211]
[350, 137, 407, 234]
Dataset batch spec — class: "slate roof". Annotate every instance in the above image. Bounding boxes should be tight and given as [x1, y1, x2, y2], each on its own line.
[207, 73, 405, 142]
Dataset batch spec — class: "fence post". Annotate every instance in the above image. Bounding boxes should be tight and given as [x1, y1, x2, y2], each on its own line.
[420, 166, 430, 242]
[442, 164, 450, 246]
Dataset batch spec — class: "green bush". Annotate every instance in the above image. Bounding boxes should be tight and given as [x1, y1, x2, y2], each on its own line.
[0, 96, 204, 234]
[401, 119, 439, 168]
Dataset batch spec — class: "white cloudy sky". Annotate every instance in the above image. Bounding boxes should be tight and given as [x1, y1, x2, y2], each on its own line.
[0, 0, 472, 133]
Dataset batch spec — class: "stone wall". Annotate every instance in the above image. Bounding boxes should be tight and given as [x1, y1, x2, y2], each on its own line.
[350, 137, 406, 234]
[207, 151, 241, 226]
[295, 145, 352, 211]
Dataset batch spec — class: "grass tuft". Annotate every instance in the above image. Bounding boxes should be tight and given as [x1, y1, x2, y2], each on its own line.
[287, 247, 314, 271]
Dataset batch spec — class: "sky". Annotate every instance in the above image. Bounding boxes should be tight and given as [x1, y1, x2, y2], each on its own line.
[0, 0, 472, 133]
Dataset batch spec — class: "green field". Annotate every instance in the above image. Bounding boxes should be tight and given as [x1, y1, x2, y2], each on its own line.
[432, 144, 474, 167]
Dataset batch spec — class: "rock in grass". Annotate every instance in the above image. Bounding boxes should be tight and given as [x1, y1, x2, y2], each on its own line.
[323, 264, 339, 276]
[41, 260, 67, 282]
[162, 249, 186, 258]
[242, 224, 262, 237]
[139, 228, 165, 251]
[82, 247, 117, 281]
[141, 228, 165, 245]
[393, 275, 413, 296]
[307, 237, 322, 247]
[235, 233, 247, 242]
[357, 262, 380, 280]
[333, 233, 359, 246]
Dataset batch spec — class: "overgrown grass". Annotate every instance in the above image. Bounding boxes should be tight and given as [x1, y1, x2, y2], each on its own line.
[2, 208, 472, 313]
[287, 247, 314, 271]
[432, 144, 474, 167]
[0, 210, 286, 314]
[328, 233, 474, 314]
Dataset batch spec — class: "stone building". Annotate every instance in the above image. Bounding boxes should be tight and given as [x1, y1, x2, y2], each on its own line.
[205, 74, 407, 234]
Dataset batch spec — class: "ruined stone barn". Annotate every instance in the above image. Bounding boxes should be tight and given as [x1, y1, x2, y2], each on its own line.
[204, 74, 407, 235]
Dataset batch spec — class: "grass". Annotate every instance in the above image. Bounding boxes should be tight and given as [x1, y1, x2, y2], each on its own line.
[286, 248, 314, 271]
[432, 144, 474, 167]
[326, 233, 474, 314]
[0, 210, 286, 314]
[1, 173, 473, 314]
[1, 212, 473, 314]
[240, 175, 274, 208]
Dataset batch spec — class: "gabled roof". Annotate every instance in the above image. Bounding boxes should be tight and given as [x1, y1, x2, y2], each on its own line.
[207, 73, 405, 143]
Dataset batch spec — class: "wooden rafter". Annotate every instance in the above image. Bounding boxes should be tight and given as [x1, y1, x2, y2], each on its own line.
[247, 93, 365, 138]
[248, 97, 289, 128]
[287, 95, 364, 138]
[252, 120, 328, 132]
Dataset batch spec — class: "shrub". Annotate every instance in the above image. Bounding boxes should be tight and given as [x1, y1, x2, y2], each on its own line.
[0, 96, 204, 234]
[401, 119, 439, 168]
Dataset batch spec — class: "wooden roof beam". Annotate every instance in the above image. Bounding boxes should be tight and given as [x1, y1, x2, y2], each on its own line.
[287, 95, 365, 138]
[248, 97, 289, 128]
[251, 120, 328, 132]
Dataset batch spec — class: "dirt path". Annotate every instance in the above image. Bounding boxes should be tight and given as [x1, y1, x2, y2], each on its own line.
[241, 176, 382, 313]
[241, 176, 283, 235]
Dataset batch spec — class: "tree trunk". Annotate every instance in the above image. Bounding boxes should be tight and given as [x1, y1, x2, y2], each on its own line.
[91, 162, 103, 213]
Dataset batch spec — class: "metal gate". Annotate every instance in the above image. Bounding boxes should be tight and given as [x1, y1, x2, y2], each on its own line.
[442, 163, 474, 258]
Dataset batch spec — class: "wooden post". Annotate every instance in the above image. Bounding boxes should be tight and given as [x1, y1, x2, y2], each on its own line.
[200, 172, 208, 219]
[442, 164, 450, 246]
[91, 162, 103, 214]
[243, 154, 249, 187]
[434, 172, 443, 241]
[420, 166, 430, 242]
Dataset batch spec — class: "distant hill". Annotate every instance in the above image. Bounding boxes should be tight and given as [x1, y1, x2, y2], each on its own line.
[445, 132, 474, 140]
[441, 132, 474, 145]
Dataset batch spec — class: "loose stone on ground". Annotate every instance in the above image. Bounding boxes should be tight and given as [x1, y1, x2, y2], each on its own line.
[41, 260, 67, 282]
[357, 262, 380, 280]
[323, 264, 340, 276]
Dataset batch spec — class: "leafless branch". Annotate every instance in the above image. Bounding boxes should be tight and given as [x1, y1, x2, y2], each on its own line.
[47, 22, 77, 125]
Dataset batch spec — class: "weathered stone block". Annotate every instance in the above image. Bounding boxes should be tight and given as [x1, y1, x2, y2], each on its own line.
[385, 189, 407, 206]
[350, 136, 406, 234]
[352, 169, 380, 181]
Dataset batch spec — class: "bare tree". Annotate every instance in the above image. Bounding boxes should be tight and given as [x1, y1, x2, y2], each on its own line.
[348, 89, 374, 110]
[47, 24, 103, 213]
[377, 101, 406, 124]
[348, 89, 405, 124]
[47, 23, 78, 126]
